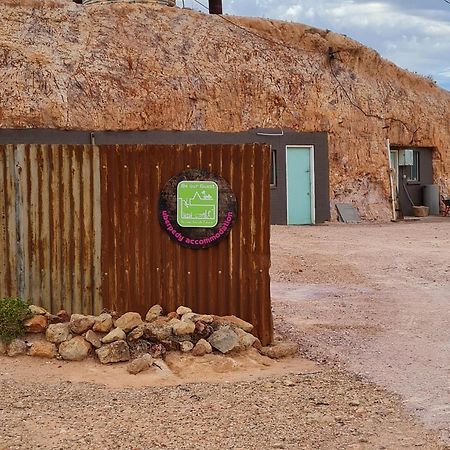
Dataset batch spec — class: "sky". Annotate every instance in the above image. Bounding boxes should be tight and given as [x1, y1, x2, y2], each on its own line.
[179, 0, 450, 91]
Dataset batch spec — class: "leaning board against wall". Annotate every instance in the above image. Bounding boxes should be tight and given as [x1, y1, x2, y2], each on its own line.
[0, 143, 273, 344]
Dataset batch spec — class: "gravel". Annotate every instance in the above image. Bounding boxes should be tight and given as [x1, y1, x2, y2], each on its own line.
[1, 220, 449, 449]
[0, 367, 445, 449]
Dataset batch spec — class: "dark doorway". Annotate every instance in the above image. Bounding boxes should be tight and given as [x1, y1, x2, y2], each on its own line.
[391, 147, 433, 216]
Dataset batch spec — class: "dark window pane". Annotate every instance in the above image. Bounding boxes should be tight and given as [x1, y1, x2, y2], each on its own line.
[270, 149, 277, 187]
[407, 150, 420, 182]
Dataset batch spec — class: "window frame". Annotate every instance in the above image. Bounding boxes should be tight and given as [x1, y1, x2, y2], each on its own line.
[270, 149, 277, 188]
[406, 149, 420, 183]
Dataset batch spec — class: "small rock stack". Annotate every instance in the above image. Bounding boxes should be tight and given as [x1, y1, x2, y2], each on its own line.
[0, 304, 298, 373]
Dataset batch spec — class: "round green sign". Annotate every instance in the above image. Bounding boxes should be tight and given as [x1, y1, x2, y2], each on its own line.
[159, 169, 237, 249]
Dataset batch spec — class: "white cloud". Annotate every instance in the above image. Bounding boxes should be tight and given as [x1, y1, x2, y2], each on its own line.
[176, 0, 450, 90]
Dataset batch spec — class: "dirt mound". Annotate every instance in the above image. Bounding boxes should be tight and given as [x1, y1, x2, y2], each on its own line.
[1, 2, 449, 218]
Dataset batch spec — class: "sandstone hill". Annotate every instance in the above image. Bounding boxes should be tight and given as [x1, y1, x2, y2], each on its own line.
[1, 0, 449, 219]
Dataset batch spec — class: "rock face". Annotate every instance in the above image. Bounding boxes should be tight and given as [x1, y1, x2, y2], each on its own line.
[7, 339, 27, 357]
[260, 342, 298, 359]
[46, 323, 71, 344]
[96, 340, 130, 364]
[92, 313, 113, 333]
[114, 312, 143, 332]
[101, 327, 126, 344]
[70, 314, 95, 335]
[234, 328, 258, 350]
[24, 315, 48, 333]
[216, 316, 254, 333]
[0, 2, 449, 219]
[208, 326, 239, 354]
[29, 305, 47, 315]
[127, 354, 153, 375]
[192, 338, 212, 357]
[176, 306, 192, 316]
[143, 321, 172, 341]
[85, 330, 102, 349]
[180, 341, 194, 353]
[145, 305, 163, 322]
[127, 326, 144, 342]
[171, 319, 195, 336]
[28, 341, 57, 358]
[59, 336, 92, 361]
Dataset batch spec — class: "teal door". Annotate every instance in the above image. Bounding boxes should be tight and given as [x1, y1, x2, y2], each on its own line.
[286, 147, 313, 224]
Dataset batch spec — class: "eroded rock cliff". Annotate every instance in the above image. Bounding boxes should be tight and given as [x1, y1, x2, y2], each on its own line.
[1, 0, 449, 219]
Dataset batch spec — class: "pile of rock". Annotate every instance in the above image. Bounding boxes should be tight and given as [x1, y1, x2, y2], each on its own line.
[0, 305, 298, 373]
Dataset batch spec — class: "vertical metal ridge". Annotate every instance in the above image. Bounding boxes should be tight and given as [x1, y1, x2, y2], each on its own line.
[40, 146, 51, 310]
[1, 143, 271, 343]
[92, 145, 102, 314]
[0, 144, 102, 315]
[6, 145, 17, 295]
[100, 144, 272, 344]
[72, 145, 82, 315]
[0, 145, 9, 296]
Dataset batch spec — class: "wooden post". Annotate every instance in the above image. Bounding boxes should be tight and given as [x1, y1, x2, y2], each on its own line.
[209, 0, 222, 14]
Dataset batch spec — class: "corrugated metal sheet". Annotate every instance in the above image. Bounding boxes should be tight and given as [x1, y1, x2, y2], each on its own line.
[0, 144, 102, 315]
[100, 144, 272, 344]
[0, 143, 272, 344]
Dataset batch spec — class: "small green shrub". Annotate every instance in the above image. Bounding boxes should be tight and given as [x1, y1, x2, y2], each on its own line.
[0, 298, 31, 343]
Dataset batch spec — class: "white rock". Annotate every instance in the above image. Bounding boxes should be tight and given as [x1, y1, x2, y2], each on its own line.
[92, 313, 113, 333]
[29, 305, 47, 315]
[46, 323, 71, 344]
[59, 336, 91, 361]
[192, 314, 214, 324]
[181, 312, 198, 322]
[259, 342, 298, 359]
[127, 354, 154, 374]
[176, 306, 192, 316]
[171, 319, 195, 336]
[145, 305, 163, 322]
[114, 312, 143, 332]
[180, 341, 194, 353]
[101, 327, 126, 344]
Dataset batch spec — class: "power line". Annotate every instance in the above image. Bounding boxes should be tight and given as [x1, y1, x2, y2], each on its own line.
[444, 0, 450, 5]
[188, 0, 420, 140]
[190, 0, 316, 53]
[328, 55, 419, 141]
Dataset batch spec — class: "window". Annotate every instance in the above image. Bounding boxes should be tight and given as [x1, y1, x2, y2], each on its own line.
[407, 150, 420, 182]
[270, 149, 277, 187]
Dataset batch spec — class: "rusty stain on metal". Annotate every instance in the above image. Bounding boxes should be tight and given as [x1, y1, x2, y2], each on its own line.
[100, 143, 272, 345]
[0, 144, 102, 315]
[0, 143, 272, 344]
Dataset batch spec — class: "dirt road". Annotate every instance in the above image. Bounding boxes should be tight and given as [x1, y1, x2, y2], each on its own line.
[271, 218, 450, 443]
[0, 219, 449, 449]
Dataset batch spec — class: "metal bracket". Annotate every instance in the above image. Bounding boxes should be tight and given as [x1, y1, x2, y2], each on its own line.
[256, 129, 284, 137]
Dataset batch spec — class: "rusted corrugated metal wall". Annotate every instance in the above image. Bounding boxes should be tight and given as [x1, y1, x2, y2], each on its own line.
[0, 143, 272, 344]
[0, 144, 102, 314]
[100, 144, 272, 344]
